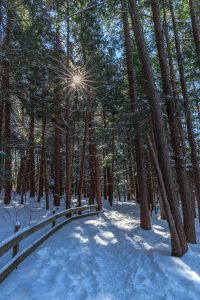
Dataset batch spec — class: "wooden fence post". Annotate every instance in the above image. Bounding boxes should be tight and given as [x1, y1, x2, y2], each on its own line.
[12, 222, 20, 258]
[52, 209, 56, 227]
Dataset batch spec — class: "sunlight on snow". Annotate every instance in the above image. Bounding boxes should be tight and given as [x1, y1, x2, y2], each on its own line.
[153, 225, 170, 239]
[172, 257, 200, 284]
[71, 232, 89, 244]
[93, 230, 118, 246]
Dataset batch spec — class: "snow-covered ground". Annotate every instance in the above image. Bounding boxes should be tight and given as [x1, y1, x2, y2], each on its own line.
[1, 200, 200, 300]
[0, 192, 55, 241]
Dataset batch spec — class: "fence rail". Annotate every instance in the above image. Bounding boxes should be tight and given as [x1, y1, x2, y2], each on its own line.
[0, 204, 98, 283]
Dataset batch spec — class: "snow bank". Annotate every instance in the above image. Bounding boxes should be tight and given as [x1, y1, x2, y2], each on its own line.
[0, 201, 200, 300]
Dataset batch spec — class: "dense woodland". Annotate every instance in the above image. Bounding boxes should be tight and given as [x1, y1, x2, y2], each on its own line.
[0, 0, 200, 258]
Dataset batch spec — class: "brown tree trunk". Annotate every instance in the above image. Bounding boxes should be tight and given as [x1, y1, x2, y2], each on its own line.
[2, 3, 12, 204]
[65, 4, 71, 210]
[102, 112, 108, 200]
[189, 0, 200, 64]
[54, 113, 61, 207]
[128, 0, 187, 256]
[103, 161, 108, 200]
[43, 119, 49, 210]
[89, 137, 96, 205]
[77, 114, 88, 207]
[147, 134, 183, 256]
[37, 107, 47, 203]
[16, 155, 24, 194]
[89, 115, 102, 211]
[3, 102, 12, 204]
[0, 101, 4, 192]
[122, 0, 151, 229]
[53, 27, 61, 207]
[163, 7, 187, 161]
[169, 0, 200, 222]
[127, 136, 134, 201]
[94, 148, 102, 211]
[151, 0, 196, 243]
[37, 158, 44, 202]
[44, 154, 49, 210]
[147, 156, 154, 214]
[65, 115, 71, 209]
[29, 109, 35, 198]
[107, 165, 113, 207]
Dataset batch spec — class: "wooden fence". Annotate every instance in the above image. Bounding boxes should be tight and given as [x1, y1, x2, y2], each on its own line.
[0, 204, 98, 283]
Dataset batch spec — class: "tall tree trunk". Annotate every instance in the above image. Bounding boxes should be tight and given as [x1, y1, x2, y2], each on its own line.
[38, 135, 44, 202]
[94, 147, 102, 211]
[38, 105, 47, 203]
[29, 108, 35, 198]
[147, 134, 183, 256]
[163, 7, 187, 161]
[107, 164, 113, 207]
[65, 114, 71, 209]
[42, 114, 49, 210]
[169, 0, 200, 222]
[2, 2, 12, 204]
[0, 101, 4, 192]
[89, 130, 96, 205]
[121, 0, 151, 229]
[103, 111, 108, 200]
[65, 2, 71, 210]
[188, 0, 200, 65]
[103, 158, 108, 200]
[44, 152, 49, 210]
[53, 26, 61, 207]
[77, 114, 88, 207]
[3, 89, 12, 204]
[127, 135, 134, 201]
[54, 111, 61, 206]
[89, 114, 102, 211]
[151, 0, 196, 243]
[16, 155, 24, 194]
[128, 0, 187, 256]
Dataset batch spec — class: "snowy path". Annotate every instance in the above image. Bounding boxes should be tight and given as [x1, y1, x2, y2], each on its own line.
[1, 201, 200, 300]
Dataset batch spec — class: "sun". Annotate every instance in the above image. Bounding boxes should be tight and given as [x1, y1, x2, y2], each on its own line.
[72, 74, 83, 88]
[64, 67, 91, 94]
[56, 61, 99, 97]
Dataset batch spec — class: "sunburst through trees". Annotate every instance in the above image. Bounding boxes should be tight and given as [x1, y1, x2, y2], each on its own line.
[56, 61, 99, 98]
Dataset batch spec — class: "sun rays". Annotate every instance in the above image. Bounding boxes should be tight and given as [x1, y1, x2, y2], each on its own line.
[51, 58, 99, 99]
[61, 66, 94, 95]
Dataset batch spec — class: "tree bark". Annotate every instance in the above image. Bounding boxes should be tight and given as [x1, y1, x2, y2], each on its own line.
[147, 134, 183, 256]
[53, 26, 61, 207]
[3, 97, 12, 204]
[107, 164, 113, 207]
[37, 115, 46, 203]
[65, 114, 71, 209]
[169, 0, 200, 222]
[28, 108, 35, 198]
[151, 0, 196, 243]
[89, 114, 102, 211]
[188, 0, 200, 65]
[2, 2, 12, 204]
[0, 101, 4, 192]
[77, 114, 88, 207]
[42, 115, 49, 210]
[121, 0, 151, 230]
[128, 0, 187, 256]
[65, 2, 71, 210]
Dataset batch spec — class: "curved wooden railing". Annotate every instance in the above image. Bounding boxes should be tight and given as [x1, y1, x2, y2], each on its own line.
[0, 204, 99, 283]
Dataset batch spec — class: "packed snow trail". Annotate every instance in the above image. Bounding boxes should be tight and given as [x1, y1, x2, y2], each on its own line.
[1, 201, 200, 300]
